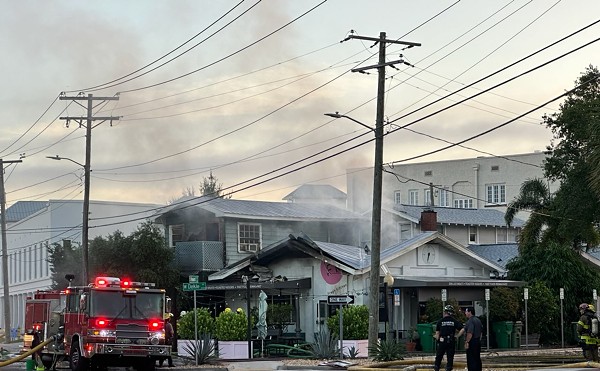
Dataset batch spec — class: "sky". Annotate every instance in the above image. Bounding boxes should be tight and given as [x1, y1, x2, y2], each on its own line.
[1, 0, 599, 208]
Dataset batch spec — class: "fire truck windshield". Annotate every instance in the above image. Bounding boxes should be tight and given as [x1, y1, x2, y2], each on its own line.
[90, 291, 163, 320]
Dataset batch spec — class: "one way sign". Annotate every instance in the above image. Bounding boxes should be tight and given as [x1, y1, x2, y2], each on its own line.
[328, 295, 354, 305]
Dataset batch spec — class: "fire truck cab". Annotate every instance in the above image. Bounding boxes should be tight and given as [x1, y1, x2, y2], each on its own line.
[24, 276, 171, 371]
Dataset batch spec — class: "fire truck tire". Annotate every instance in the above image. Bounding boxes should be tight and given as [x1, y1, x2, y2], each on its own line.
[135, 358, 156, 371]
[69, 343, 89, 371]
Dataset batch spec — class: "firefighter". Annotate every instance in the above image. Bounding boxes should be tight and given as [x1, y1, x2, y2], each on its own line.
[159, 313, 174, 367]
[434, 305, 463, 371]
[577, 303, 599, 362]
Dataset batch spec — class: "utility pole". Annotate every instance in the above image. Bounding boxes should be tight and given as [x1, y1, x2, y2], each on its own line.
[347, 32, 420, 353]
[59, 93, 119, 285]
[1, 158, 23, 336]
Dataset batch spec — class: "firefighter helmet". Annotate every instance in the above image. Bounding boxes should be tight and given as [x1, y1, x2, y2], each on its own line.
[590, 304, 596, 312]
[444, 304, 455, 314]
[580, 303, 590, 311]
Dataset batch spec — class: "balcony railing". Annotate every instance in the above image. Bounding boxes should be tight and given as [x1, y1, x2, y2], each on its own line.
[174, 241, 224, 274]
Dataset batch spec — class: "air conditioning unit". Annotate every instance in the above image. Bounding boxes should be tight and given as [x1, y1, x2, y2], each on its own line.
[246, 243, 259, 252]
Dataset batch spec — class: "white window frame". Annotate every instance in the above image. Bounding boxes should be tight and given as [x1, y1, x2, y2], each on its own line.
[496, 227, 508, 243]
[438, 187, 450, 207]
[394, 191, 402, 204]
[399, 222, 413, 242]
[469, 226, 478, 244]
[238, 222, 262, 252]
[454, 198, 474, 208]
[486, 183, 506, 205]
[424, 189, 431, 206]
[169, 224, 185, 247]
[408, 190, 419, 205]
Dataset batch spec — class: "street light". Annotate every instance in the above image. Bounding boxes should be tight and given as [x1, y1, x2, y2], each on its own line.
[325, 112, 384, 349]
[383, 272, 395, 341]
[46, 155, 90, 285]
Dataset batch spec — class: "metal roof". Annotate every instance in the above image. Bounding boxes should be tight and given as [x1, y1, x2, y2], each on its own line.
[5, 201, 47, 222]
[391, 204, 525, 228]
[157, 196, 363, 221]
[282, 184, 347, 201]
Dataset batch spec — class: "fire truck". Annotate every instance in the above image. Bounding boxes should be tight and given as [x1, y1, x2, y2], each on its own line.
[23, 276, 171, 371]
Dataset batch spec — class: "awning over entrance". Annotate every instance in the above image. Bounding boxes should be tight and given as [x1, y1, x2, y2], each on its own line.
[202, 278, 311, 291]
[391, 276, 526, 288]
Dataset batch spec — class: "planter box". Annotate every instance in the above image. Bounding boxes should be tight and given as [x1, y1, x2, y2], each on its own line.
[218, 340, 252, 359]
[339, 339, 369, 358]
[176, 339, 216, 358]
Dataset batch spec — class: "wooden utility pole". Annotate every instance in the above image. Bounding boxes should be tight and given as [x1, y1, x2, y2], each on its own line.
[59, 94, 119, 285]
[1, 158, 23, 337]
[347, 32, 420, 353]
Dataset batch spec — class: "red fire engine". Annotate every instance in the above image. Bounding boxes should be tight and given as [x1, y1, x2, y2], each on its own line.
[24, 276, 171, 371]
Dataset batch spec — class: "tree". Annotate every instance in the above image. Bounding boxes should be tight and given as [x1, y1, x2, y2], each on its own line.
[50, 221, 179, 289]
[200, 171, 228, 198]
[542, 65, 600, 249]
[504, 178, 556, 249]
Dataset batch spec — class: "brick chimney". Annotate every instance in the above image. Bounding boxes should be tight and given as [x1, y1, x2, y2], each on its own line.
[420, 209, 437, 232]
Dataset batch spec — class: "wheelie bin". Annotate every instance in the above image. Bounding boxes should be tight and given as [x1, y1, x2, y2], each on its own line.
[492, 321, 513, 349]
[511, 321, 523, 348]
[417, 323, 435, 352]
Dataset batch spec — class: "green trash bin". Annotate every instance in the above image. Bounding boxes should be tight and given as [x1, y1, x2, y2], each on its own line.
[492, 321, 513, 349]
[417, 323, 436, 352]
[26, 359, 35, 371]
[511, 321, 523, 348]
[456, 332, 466, 350]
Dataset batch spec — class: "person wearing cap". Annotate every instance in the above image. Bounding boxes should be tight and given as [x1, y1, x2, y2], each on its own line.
[159, 313, 175, 367]
[457, 307, 482, 371]
[577, 303, 599, 362]
[434, 305, 463, 371]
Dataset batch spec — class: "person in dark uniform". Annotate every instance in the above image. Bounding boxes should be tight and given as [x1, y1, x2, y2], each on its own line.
[458, 307, 483, 371]
[159, 313, 175, 367]
[434, 305, 463, 371]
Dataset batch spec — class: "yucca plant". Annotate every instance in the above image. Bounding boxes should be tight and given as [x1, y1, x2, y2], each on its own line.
[180, 334, 217, 364]
[368, 339, 404, 362]
[347, 346, 360, 359]
[309, 327, 340, 359]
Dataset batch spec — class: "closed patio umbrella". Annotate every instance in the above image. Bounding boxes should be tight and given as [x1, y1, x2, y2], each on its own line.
[258, 290, 268, 357]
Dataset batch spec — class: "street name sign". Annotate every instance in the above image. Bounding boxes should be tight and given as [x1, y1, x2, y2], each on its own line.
[183, 282, 207, 291]
[327, 295, 354, 305]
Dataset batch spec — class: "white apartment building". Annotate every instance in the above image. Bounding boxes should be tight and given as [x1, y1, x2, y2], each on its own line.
[346, 151, 557, 240]
[0, 199, 161, 332]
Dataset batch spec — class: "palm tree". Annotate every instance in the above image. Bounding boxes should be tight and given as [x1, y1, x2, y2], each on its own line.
[505, 178, 554, 249]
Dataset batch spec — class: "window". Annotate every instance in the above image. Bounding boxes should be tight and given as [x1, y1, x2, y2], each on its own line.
[496, 227, 508, 243]
[394, 191, 402, 204]
[424, 170, 433, 176]
[399, 223, 412, 242]
[438, 188, 450, 207]
[486, 184, 506, 204]
[469, 226, 478, 244]
[238, 223, 261, 252]
[169, 224, 184, 247]
[491, 165, 499, 171]
[424, 189, 431, 206]
[508, 228, 519, 242]
[454, 199, 474, 208]
[408, 190, 418, 205]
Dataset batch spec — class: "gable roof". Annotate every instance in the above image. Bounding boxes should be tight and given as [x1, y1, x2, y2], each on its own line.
[157, 196, 363, 222]
[282, 184, 347, 201]
[389, 204, 525, 228]
[5, 201, 47, 223]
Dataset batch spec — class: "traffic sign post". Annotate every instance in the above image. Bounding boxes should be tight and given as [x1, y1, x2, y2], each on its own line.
[189, 275, 199, 283]
[485, 288, 490, 350]
[183, 277, 206, 366]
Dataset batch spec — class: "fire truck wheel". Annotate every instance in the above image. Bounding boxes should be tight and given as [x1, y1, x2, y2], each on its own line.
[135, 358, 156, 371]
[69, 343, 90, 371]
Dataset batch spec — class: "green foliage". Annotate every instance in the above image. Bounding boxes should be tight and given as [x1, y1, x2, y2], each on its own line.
[524, 280, 560, 344]
[180, 335, 216, 364]
[488, 287, 519, 322]
[423, 298, 466, 324]
[214, 308, 248, 341]
[48, 240, 84, 287]
[347, 346, 359, 359]
[268, 303, 293, 334]
[177, 308, 215, 340]
[326, 305, 369, 340]
[506, 241, 600, 325]
[368, 339, 404, 362]
[309, 327, 339, 359]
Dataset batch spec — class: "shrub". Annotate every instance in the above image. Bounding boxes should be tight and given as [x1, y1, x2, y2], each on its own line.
[424, 298, 466, 324]
[214, 308, 248, 341]
[368, 339, 404, 362]
[177, 308, 215, 340]
[326, 305, 369, 340]
[489, 287, 519, 322]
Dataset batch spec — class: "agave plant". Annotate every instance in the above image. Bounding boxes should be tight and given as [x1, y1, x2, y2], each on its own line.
[309, 327, 340, 359]
[368, 339, 404, 362]
[180, 334, 217, 365]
